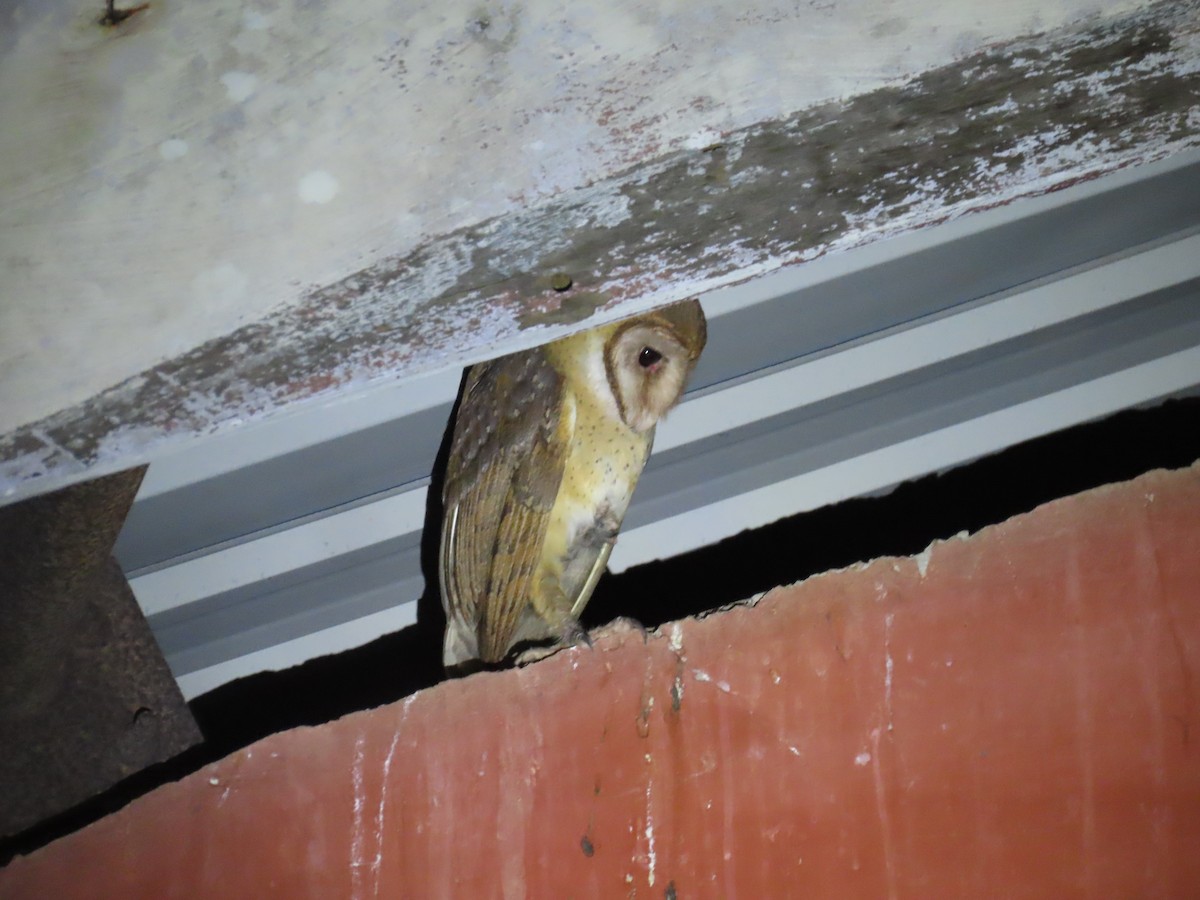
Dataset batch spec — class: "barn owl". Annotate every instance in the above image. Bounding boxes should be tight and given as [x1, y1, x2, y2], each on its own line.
[439, 299, 707, 669]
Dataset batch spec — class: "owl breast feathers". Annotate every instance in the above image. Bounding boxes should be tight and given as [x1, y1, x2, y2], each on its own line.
[438, 299, 707, 669]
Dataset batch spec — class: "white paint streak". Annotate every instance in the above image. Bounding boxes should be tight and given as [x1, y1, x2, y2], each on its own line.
[884, 612, 895, 733]
[668, 621, 684, 653]
[351, 732, 367, 899]
[644, 766, 657, 887]
[692, 669, 732, 692]
[371, 700, 409, 896]
[869, 727, 898, 900]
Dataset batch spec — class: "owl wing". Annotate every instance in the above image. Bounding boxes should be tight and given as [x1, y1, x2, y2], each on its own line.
[440, 347, 569, 663]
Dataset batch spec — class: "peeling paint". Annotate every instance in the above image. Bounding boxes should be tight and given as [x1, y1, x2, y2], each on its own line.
[914, 546, 933, 578]
[644, 765, 657, 887]
[883, 612, 895, 734]
[2, 0, 1198, 500]
[350, 732, 367, 898]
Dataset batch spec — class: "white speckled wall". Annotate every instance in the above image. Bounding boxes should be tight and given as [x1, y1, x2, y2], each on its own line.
[0, 0, 1146, 434]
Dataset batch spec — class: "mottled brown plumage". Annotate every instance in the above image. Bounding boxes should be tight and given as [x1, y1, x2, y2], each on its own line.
[439, 299, 707, 668]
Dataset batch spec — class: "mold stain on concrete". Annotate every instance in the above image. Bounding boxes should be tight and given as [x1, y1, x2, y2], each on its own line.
[1, 0, 1198, 496]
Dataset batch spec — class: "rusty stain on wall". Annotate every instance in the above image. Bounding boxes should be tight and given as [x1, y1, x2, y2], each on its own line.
[1, 0, 1198, 501]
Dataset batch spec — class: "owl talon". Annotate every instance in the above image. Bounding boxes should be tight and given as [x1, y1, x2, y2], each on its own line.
[561, 617, 593, 649]
[512, 616, 592, 666]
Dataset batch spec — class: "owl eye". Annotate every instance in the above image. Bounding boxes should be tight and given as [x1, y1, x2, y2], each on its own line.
[638, 346, 663, 368]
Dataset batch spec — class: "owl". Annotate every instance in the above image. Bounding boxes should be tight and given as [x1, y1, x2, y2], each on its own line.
[439, 299, 707, 669]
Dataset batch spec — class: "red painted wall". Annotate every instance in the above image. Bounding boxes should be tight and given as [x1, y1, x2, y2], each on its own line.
[4, 463, 1199, 898]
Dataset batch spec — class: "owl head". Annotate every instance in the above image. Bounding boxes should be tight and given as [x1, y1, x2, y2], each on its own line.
[604, 299, 707, 433]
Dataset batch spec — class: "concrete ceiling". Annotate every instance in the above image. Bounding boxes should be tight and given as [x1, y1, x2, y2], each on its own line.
[2, 0, 1198, 697]
[1, 0, 1159, 437]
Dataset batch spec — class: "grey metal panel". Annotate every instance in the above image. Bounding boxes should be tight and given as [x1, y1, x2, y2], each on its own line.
[116, 404, 450, 573]
[151, 535, 424, 674]
[630, 286, 1200, 528]
[688, 157, 1200, 390]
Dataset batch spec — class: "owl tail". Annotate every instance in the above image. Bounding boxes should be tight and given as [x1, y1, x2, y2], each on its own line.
[443, 612, 480, 669]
